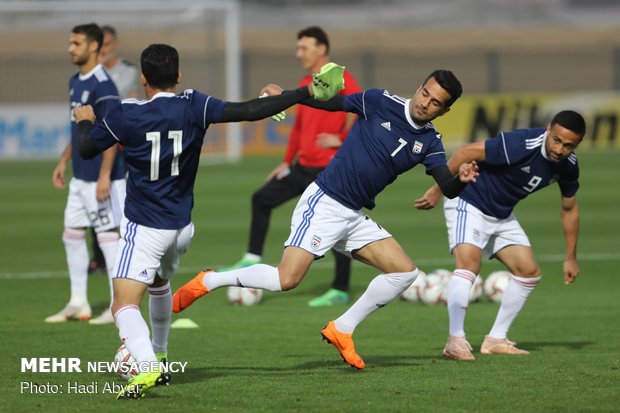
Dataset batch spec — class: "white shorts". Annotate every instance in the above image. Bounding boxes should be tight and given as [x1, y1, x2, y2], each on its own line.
[285, 182, 392, 257]
[113, 217, 194, 285]
[64, 177, 126, 232]
[444, 196, 530, 258]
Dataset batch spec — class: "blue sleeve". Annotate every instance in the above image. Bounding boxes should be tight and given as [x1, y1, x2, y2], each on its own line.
[91, 105, 124, 151]
[422, 132, 448, 174]
[189, 90, 226, 128]
[558, 161, 580, 197]
[484, 130, 529, 166]
[343, 89, 384, 118]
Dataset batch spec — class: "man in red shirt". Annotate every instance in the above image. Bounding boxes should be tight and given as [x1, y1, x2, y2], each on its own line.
[223, 26, 361, 307]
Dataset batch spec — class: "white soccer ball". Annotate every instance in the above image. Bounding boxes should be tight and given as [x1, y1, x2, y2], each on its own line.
[400, 270, 426, 302]
[227, 286, 263, 306]
[469, 275, 484, 303]
[484, 271, 513, 303]
[114, 344, 139, 381]
[420, 269, 451, 305]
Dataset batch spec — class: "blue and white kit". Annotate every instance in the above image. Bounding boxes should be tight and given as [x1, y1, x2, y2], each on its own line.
[444, 128, 580, 255]
[286, 89, 448, 256]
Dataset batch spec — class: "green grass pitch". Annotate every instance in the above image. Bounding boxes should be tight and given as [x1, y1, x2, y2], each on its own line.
[0, 151, 619, 412]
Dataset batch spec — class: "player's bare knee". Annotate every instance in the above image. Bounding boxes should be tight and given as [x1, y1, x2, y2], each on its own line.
[278, 272, 302, 291]
[513, 266, 541, 278]
[403, 262, 416, 272]
[110, 301, 123, 316]
[455, 258, 481, 274]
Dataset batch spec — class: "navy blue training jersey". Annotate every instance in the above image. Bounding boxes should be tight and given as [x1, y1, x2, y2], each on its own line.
[89, 90, 226, 229]
[316, 89, 447, 210]
[69, 64, 124, 182]
[460, 128, 580, 219]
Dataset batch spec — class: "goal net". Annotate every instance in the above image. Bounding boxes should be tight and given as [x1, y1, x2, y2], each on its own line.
[0, 0, 242, 161]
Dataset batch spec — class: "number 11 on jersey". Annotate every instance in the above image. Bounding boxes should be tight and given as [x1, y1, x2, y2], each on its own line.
[146, 131, 183, 181]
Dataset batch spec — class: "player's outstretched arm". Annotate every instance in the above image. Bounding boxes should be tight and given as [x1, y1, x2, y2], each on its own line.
[219, 63, 345, 123]
[219, 87, 311, 122]
[446, 141, 485, 173]
[414, 184, 442, 210]
[427, 162, 478, 200]
[561, 195, 580, 285]
[415, 142, 485, 209]
[300, 94, 346, 112]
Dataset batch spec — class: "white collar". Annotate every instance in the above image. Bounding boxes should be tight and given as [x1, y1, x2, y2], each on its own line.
[404, 99, 425, 130]
[150, 91, 176, 102]
[540, 131, 549, 160]
[78, 64, 104, 81]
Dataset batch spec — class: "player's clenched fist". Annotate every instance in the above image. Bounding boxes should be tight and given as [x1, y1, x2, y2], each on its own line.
[74, 104, 96, 123]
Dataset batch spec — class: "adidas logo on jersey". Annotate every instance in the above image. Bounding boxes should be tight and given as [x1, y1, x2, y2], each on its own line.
[381, 121, 391, 131]
[521, 166, 531, 173]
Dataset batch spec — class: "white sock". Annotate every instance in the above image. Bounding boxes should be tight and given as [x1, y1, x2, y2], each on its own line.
[204, 264, 282, 292]
[335, 269, 418, 334]
[96, 231, 120, 307]
[148, 282, 171, 355]
[447, 269, 476, 337]
[488, 274, 541, 339]
[63, 228, 89, 307]
[114, 305, 157, 365]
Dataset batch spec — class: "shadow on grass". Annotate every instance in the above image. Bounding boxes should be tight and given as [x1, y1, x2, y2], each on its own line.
[515, 340, 594, 351]
[172, 353, 437, 385]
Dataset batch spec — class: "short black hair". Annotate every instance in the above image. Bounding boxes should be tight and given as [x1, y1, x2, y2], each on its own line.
[550, 110, 586, 138]
[72, 23, 104, 52]
[297, 26, 330, 54]
[424, 70, 463, 108]
[101, 25, 117, 39]
[141, 44, 179, 89]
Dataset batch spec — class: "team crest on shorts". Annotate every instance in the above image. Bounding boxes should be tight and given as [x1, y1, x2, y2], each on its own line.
[412, 140, 424, 154]
[310, 235, 322, 250]
[473, 229, 481, 242]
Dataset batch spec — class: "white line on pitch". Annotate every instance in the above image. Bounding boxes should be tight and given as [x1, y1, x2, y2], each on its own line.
[2, 252, 619, 280]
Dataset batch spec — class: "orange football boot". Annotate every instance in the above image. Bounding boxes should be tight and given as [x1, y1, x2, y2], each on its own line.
[320, 321, 365, 369]
[172, 269, 213, 313]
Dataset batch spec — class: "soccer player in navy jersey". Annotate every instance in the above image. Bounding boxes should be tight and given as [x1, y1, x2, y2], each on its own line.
[173, 70, 480, 370]
[415, 110, 585, 360]
[222, 26, 361, 309]
[46, 23, 125, 324]
[86, 25, 140, 284]
[74, 43, 345, 398]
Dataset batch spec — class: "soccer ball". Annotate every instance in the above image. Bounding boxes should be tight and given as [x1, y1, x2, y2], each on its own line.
[227, 286, 263, 306]
[484, 271, 513, 303]
[400, 270, 426, 302]
[419, 269, 451, 305]
[114, 344, 139, 381]
[468, 275, 484, 303]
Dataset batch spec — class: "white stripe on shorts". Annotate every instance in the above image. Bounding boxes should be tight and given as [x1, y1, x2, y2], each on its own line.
[116, 220, 138, 278]
[456, 198, 468, 244]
